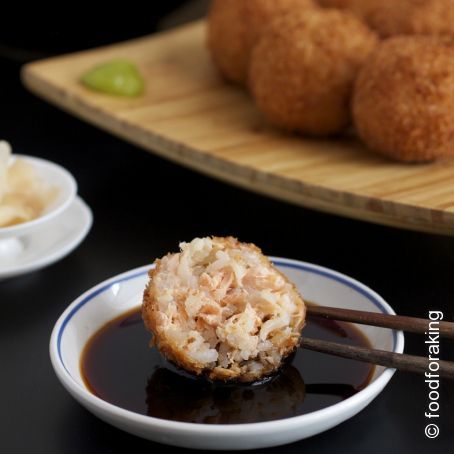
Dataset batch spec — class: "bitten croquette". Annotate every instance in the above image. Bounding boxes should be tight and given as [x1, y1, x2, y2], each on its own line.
[142, 237, 306, 383]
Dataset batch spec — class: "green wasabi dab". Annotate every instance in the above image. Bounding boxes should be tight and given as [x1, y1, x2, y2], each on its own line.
[81, 59, 145, 97]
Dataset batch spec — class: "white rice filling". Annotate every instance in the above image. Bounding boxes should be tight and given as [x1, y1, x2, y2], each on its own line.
[151, 237, 305, 378]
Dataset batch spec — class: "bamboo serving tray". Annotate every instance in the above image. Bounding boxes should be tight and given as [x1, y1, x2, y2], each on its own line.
[22, 21, 454, 236]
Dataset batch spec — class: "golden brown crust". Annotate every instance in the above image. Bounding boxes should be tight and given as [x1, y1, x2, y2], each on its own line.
[142, 236, 306, 383]
[366, 0, 454, 39]
[207, 0, 316, 85]
[248, 8, 378, 135]
[316, 0, 373, 17]
[352, 36, 454, 162]
[318, 0, 454, 39]
[143, 258, 211, 377]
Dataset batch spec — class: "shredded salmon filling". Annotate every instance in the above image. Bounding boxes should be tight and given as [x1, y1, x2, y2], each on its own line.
[142, 237, 306, 382]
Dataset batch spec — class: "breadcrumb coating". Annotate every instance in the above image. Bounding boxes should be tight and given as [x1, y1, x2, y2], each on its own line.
[207, 0, 316, 85]
[317, 0, 454, 39]
[248, 8, 378, 135]
[142, 237, 306, 383]
[316, 0, 373, 18]
[353, 36, 454, 162]
[367, 0, 454, 39]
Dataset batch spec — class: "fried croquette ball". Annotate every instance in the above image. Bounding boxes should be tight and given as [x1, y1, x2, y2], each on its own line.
[316, 0, 373, 18]
[207, 0, 316, 85]
[318, 0, 454, 39]
[366, 0, 454, 39]
[142, 237, 306, 383]
[353, 36, 454, 162]
[248, 9, 378, 135]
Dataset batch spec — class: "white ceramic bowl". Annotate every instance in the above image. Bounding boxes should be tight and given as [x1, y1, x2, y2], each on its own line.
[0, 154, 77, 240]
[50, 258, 404, 450]
[0, 196, 93, 280]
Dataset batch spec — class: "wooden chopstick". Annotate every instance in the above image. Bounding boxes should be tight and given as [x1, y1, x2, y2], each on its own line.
[306, 305, 454, 338]
[300, 337, 454, 379]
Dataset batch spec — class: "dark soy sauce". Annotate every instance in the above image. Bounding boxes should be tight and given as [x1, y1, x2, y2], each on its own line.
[81, 307, 374, 424]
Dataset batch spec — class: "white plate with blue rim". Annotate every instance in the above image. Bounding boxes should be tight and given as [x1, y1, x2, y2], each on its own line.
[50, 258, 404, 450]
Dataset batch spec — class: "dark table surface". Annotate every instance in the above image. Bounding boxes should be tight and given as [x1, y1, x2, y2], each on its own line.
[1, 4, 454, 453]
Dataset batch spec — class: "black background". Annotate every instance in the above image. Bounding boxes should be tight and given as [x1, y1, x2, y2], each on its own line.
[1, 1, 453, 452]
